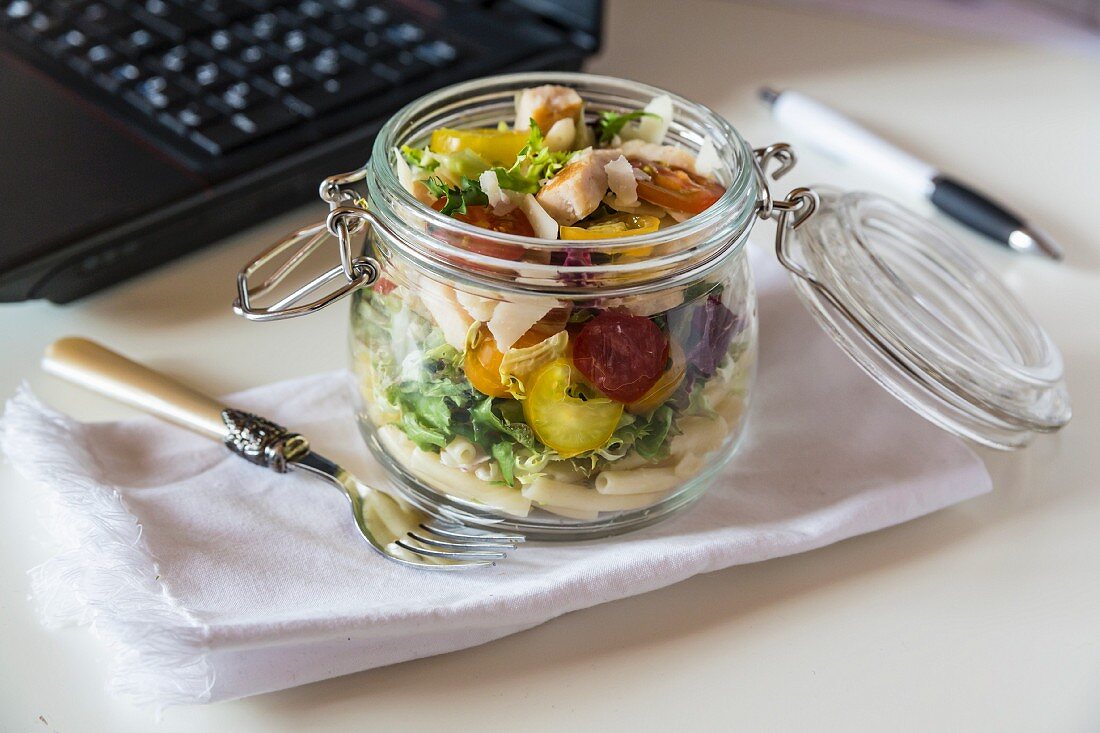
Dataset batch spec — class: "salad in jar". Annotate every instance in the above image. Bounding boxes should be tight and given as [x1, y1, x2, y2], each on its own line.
[351, 83, 754, 523]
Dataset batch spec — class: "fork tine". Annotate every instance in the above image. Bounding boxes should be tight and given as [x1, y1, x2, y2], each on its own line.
[408, 531, 517, 551]
[419, 522, 526, 544]
[395, 539, 507, 561]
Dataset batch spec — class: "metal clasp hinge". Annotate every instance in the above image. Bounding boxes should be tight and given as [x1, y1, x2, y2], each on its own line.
[232, 168, 382, 322]
[751, 143, 820, 278]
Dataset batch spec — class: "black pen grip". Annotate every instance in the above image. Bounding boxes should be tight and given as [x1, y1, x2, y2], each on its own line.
[930, 175, 1023, 245]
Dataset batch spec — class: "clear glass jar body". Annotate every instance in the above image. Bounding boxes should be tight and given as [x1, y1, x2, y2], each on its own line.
[349, 73, 761, 539]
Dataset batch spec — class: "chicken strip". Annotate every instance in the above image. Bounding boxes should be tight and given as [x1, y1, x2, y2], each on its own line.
[515, 85, 583, 133]
[535, 149, 619, 225]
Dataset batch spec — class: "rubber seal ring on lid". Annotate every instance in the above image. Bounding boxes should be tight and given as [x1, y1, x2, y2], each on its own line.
[774, 189, 1070, 450]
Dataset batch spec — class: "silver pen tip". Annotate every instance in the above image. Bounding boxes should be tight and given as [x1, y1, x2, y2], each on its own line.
[1008, 226, 1065, 261]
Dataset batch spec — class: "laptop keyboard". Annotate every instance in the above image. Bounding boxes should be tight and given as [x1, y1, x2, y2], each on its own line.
[2, 0, 465, 156]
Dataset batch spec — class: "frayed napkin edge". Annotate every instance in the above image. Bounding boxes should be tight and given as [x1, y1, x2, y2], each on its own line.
[2, 385, 215, 711]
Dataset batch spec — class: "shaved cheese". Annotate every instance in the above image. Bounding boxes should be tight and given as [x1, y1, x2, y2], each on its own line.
[601, 193, 668, 218]
[455, 289, 497, 322]
[418, 278, 474, 350]
[487, 297, 558, 351]
[517, 193, 559, 239]
[394, 147, 435, 205]
[694, 136, 721, 176]
[545, 117, 575, 152]
[621, 139, 698, 172]
[604, 154, 638, 205]
[635, 94, 672, 144]
[478, 170, 517, 215]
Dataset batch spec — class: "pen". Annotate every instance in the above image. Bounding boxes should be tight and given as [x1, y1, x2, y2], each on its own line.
[758, 87, 1063, 261]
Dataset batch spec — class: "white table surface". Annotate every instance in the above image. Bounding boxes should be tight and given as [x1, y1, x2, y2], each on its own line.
[2, 1, 1098, 730]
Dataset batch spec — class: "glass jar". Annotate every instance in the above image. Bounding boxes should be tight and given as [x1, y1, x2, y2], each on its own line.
[234, 72, 1070, 541]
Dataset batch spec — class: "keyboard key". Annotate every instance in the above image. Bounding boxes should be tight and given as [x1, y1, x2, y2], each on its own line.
[371, 51, 430, 84]
[282, 29, 308, 53]
[384, 22, 423, 47]
[119, 28, 169, 57]
[28, 10, 61, 34]
[285, 71, 385, 116]
[176, 101, 218, 128]
[267, 62, 306, 90]
[189, 119, 252, 154]
[193, 60, 222, 86]
[237, 44, 276, 71]
[159, 44, 189, 72]
[86, 42, 117, 67]
[353, 4, 387, 28]
[189, 102, 297, 153]
[413, 39, 457, 66]
[248, 11, 278, 40]
[310, 47, 340, 76]
[5, 1, 33, 21]
[217, 79, 265, 110]
[76, 2, 133, 36]
[208, 28, 239, 53]
[297, 0, 323, 18]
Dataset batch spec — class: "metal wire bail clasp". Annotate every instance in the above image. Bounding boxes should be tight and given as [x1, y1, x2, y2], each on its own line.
[751, 143, 820, 273]
[232, 168, 381, 322]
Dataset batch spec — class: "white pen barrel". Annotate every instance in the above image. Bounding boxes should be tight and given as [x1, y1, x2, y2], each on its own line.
[772, 91, 936, 195]
[42, 337, 228, 440]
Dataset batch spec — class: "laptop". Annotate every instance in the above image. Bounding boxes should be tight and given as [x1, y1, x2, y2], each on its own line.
[0, 0, 603, 303]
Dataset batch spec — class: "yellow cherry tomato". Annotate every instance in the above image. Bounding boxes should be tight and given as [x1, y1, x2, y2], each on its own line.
[626, 341, 687, 414]
[429, 128, 529, 166]
[464, 326, 547, 398]
[522, 359, 624, 458]
[560, 213, 661, 241]
[560, 213, 660, 257]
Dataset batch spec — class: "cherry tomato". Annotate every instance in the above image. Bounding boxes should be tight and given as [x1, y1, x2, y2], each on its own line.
[522, 359, 623, 458]
[572, 311, 670, 403]
[626, 340, 686, 414]
[431, 199, 531, 261]
[560, 213, 661, 240]
[464, 326, 548, 398]
[631, 160, 726, 215]
[373, 276, 397, 295]
[429, 128, 529, 166]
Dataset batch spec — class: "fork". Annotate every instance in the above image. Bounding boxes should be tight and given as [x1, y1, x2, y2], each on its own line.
[41, 338, 522, 570]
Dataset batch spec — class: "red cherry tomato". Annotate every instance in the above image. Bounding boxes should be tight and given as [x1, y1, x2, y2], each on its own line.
[373, 276, 397, 295]
[631, 159, 725, 215]
[572, 311, 670, 403]
[430, 200, 531, 261]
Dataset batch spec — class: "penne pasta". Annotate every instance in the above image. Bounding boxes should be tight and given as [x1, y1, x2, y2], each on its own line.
[441, 436, 480, 467]
[595, 467, 681, 495]
[536, 503, 599, 521]
[669, 415, 729, 458]
[522, 477, 669, 512]
[378, 426, 532, 517]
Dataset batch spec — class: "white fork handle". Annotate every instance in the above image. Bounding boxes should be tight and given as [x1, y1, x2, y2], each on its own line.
[42, 337, 228, 440]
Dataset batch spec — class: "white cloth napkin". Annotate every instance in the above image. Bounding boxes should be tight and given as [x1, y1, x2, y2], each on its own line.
[1, 253, 991, 708]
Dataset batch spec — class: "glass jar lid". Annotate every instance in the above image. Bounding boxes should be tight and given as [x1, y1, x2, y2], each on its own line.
[776, 189, 1070, 450]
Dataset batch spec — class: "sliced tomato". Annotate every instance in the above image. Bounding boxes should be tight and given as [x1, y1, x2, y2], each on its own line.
[373, 276, 397, 295]
[631, 160, 726, 215]
[522, 359, 623, 458]
[572, 311, 670, 403]
[463, 326, 548, 398]
[626, 340, 686, 414]
[560, 213, 661, 240]
[430, 200, 531, 261]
